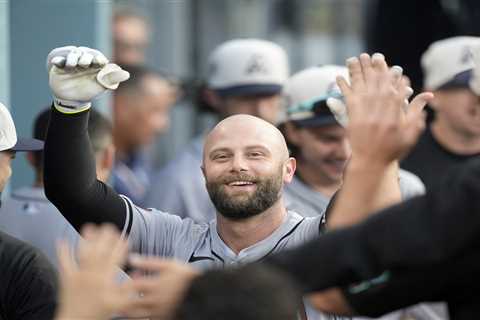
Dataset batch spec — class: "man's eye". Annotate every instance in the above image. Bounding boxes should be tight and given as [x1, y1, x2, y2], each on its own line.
[249, 152, 263, 157]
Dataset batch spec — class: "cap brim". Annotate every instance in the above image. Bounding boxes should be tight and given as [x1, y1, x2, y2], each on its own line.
[437, 69, 472, 90]
[214, 84, 282, 97]
[291, 115, 339, 128]
[11, 138, 44, 152]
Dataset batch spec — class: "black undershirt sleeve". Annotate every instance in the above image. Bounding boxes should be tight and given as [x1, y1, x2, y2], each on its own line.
[266, 157, 480, 292]
[44, 107, 127, 232]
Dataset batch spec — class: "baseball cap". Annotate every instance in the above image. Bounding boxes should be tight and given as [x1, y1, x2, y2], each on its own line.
[207, 39, 289, 97]
[284, 65, 348, 127]
[421, 36, 480, 90]
[0, 102, 43, 152]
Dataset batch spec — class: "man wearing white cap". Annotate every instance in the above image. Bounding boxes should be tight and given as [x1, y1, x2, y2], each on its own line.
[402, 36, 480, 189]
[144, 39, 289, 222]
[282, 65, 425, 219]
[0, 103, 57, 319]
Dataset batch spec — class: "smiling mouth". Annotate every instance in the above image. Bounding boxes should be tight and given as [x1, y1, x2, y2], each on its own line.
[227, 181, 256, 187]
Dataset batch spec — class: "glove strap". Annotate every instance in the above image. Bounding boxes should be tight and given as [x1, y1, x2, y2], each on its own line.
[53, 97, 91, 114]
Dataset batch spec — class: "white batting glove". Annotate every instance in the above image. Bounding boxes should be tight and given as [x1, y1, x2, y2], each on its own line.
[47, 46, 130, 114]
[326, 65, 412, 127]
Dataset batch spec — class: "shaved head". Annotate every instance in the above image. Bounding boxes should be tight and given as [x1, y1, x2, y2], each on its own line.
[202, 115, 295, 220]
[203, 114, 289, 164]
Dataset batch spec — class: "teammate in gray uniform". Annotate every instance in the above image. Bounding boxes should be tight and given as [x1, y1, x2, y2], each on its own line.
[282, 65, 426, 220]
[0, 108, 115, 268]
[43, 47, 427, 319]
[144, 39, 289, 222]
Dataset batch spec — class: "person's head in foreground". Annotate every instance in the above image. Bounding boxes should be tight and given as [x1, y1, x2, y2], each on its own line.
[282, 65, 351, 196]
[204, 39, 289, 124]
[422, 36, 480, 143]
[0, 102, 43, 193]
[175, 264, 302, 320]
[202, 114, 296, 220]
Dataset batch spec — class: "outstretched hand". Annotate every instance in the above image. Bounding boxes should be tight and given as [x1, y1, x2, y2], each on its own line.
[55, 224, 135, 320]
[336, 53, 433, 165]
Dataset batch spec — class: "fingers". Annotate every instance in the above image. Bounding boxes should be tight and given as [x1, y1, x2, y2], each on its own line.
[50, 46, 108, 70]
[129, 255, 182, 273]
[346, 56, 364, 91]
[408, 92, 434, 115]
[78, 223, 125, 269]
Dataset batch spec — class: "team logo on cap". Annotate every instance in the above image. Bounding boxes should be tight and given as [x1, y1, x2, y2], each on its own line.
[460, 46, 474, 65]
[245, 54, 269, 75]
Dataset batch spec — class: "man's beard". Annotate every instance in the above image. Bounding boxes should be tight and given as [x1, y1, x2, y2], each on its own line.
[206, 168, 283, 220]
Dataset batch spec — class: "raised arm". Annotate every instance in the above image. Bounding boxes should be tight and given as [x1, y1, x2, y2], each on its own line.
[44, 46, 130, 232]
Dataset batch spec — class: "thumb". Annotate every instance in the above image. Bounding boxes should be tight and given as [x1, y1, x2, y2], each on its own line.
[97, 64, 130, 90]
[407, 92, 434, 117]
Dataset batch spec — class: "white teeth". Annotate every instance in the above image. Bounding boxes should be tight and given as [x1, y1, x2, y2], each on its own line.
[229, 181, 254, 186]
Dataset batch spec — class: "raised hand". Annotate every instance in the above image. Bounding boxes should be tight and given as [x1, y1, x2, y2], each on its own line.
[55, 224, 134, 320]
[47, 46, 130, 113]
[336, 53, 434, 164]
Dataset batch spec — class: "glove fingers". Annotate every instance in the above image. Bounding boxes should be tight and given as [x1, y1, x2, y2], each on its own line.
[51, 56, 66, 68]
[92, 53, 108, 68]
[46, 45, 76, 70]
[65, 49, 82, 69]
[78, 52, 94, 68]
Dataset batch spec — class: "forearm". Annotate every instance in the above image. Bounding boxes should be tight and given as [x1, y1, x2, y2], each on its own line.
[327, 158, 401, 229]
[268, 158, 480, 292]
[44, 107, 126, 231]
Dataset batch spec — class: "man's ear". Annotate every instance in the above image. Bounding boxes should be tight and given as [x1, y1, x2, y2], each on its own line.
[283, 157, 296, 184]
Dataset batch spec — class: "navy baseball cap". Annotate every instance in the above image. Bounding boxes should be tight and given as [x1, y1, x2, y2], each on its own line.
[0, 102, 43, 152]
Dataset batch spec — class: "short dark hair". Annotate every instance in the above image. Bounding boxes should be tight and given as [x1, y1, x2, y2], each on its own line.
[32, 108, 112, 172]
[175, 263, 302, 320]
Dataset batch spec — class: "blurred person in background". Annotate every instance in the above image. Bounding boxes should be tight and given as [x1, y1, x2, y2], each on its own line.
[0, 108, 115, 268]
[113, 10, 151, 66]
[402, 36, 480, 189]
[282, 65, 425, 219]
[145, 39, 289, 222]
[0, 102, 57, 320]
[111, 65, 178, 204]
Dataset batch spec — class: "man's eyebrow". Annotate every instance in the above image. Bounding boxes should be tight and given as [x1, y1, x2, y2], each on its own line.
[209, 147, 232, 156]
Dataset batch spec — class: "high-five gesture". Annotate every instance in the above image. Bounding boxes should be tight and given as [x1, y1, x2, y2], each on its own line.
[336, 53, 434, 164]
[47, 46, 130, 113]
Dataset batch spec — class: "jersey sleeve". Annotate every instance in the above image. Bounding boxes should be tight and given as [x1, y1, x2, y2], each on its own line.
[121, 196, 204, 258]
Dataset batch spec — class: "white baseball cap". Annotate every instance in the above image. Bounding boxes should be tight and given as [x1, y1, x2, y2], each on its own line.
[207, 39, 289, 97]
[0, 102, 43, 152]
[283, 65, 348, 127]
[421, 36, 480, 90]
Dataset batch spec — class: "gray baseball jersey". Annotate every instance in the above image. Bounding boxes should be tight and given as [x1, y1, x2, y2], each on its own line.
[0, 186, 80, 268]
[284, 169, 426, 219]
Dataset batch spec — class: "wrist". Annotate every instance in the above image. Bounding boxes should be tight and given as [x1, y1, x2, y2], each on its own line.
[53, 97, 91, 114]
